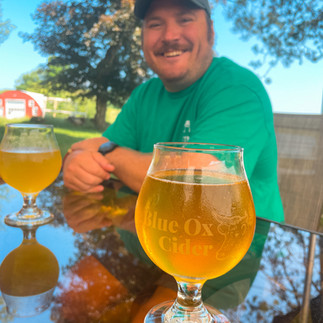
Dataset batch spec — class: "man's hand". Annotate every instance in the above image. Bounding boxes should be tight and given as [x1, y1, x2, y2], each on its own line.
[63, 192, 112, 233]
[63, 149, 115, 193]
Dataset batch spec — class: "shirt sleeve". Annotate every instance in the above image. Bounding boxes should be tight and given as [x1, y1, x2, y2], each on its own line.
[102, 93, 138, 150]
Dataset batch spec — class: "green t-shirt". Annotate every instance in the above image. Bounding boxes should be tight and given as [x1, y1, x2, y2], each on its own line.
[103, 57, 284, 222]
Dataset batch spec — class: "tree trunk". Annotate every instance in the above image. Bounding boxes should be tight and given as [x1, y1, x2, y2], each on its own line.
[94, 94, 108, 131]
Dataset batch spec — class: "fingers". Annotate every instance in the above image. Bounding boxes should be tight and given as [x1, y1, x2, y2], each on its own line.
[63, 150, 113, 193]
[64, 197, 102, 226]
[63, 192, 114, 233]
[64, 173, 107, 193]
[63, 192, 104, 216]
[92, 153, 115, 173]
[70, 214, 113, 233]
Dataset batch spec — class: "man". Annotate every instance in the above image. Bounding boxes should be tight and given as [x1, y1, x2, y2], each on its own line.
[63, 0, 284, 222]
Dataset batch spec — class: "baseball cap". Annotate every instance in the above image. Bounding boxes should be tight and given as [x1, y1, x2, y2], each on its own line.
[134, 0, 211, 20]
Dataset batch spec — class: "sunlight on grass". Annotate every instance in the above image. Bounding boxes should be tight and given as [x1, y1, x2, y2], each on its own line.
[53, 128, 101, 138]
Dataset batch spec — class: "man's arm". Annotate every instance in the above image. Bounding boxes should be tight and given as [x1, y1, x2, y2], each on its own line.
[62, 137, 152, 193]
[104, 146, 152, 193]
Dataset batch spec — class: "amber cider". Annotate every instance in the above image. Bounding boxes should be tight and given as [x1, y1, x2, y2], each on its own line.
[135, 169, 256, 282]
[0, 149, 62, 193]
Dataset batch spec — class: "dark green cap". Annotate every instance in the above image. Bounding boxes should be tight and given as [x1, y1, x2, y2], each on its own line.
[134, 0, 211, 20]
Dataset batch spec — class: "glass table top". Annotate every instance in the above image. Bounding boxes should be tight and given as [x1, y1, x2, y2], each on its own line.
[0, 175, 322, 322]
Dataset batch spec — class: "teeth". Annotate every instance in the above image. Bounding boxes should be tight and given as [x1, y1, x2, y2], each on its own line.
[164, 51, 182, 57]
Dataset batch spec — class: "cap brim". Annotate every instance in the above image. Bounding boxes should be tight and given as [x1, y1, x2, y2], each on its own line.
[134, 0, 210, 20]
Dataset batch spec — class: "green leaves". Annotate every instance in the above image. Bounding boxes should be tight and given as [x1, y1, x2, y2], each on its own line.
[0, 0, 15, 45]
[213, 0, 322, 80]
[20, 0, 151, 129]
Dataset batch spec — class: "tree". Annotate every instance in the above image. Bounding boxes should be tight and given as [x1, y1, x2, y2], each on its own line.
[212, 0, 323, 83]
[21, 0, 151, 130]
[0, 1, 15, 45]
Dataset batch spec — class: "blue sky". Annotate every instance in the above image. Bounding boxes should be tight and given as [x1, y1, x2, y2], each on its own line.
[0, 0, 322, 114]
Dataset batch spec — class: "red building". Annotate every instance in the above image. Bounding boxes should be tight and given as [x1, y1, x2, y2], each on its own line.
[0, 90, 46, 119]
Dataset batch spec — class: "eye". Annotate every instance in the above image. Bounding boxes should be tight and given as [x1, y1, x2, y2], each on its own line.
[145, 19, 163, 29]
[179, 15, 194, 24]
[181, 18, 193, 23]
[148, 22, 162, 29]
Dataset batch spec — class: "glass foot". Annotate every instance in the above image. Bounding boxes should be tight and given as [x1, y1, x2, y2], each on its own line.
[4, 210, 54, 228]
[144, 300, 230, 323]
[2, 287, 55, 317]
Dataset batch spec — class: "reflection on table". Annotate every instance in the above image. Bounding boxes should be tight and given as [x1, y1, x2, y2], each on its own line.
[0, 175, 322, 322]
[0, 226, 59, 318]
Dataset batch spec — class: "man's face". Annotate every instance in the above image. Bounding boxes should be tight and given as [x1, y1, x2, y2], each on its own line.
[142, 0, 214, 92]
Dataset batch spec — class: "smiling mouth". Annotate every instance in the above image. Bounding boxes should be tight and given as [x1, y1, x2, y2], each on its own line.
[156, 48, 188, 57]
[163, 50, 183, 57]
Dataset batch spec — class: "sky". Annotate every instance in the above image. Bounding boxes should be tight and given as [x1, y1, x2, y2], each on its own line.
[0, 0, 322, 115]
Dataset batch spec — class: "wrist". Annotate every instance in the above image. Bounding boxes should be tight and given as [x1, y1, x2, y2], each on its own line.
[98, 141, 119, 156]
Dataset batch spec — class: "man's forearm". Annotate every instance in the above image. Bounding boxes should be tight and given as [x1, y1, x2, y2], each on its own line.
[65, 136, 152, 192]
[106, 147, 152, 193]
[71, 136, 108, 152]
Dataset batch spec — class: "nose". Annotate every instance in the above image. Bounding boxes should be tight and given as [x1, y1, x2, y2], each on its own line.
[162, 21, 181, 42]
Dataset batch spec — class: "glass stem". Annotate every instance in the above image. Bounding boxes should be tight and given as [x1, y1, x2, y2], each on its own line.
[23, 227, 37, 241]
[176, 281, 204, 308]
[164, 280, 215, 322]
[18, 193, 41, 218]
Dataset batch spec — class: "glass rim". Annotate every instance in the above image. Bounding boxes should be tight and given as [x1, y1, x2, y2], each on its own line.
[5, 123, 53, 129]
[154, 142, 243, 152]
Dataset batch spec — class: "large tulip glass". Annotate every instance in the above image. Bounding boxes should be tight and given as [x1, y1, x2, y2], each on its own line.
[135, 143, 256, 322]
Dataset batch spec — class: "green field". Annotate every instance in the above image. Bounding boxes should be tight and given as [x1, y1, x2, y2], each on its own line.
[0, 106, 121, 157]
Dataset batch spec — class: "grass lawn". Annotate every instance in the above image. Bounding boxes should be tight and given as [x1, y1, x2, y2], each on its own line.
[0, 116, 103, 157]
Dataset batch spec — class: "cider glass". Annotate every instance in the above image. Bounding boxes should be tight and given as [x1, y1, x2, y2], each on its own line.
[0, 124, 62, 227]
[135, 142, 256, 322]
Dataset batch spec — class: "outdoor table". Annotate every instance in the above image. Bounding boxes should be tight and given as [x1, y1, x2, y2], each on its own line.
[0, 174, 322, 323]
